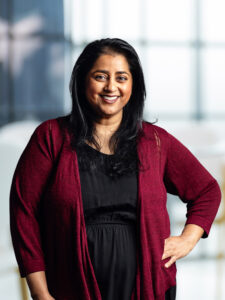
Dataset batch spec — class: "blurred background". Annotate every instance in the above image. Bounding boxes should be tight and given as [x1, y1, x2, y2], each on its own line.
[0, 0, 225, 299]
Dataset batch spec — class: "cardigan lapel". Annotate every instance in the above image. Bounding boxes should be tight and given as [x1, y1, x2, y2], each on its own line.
[73, 149, 103, 300]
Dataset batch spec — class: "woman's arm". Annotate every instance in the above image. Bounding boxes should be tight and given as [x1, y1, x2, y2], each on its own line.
[181, 223, 204, 243]
[162, 130, 221, 267]
[26, 271, 55, 300]
[163, 130, 221, 238]
[10, 120, 54, 277]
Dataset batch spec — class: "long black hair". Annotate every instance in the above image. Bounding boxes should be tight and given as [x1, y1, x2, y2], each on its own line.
[66, 38, 156, 178]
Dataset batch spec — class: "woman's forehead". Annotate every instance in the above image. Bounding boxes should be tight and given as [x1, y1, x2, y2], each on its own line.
[90, 54, 131, 72]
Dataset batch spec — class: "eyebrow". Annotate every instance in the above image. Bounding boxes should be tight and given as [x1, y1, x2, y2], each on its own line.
[92, 70, 130, 76]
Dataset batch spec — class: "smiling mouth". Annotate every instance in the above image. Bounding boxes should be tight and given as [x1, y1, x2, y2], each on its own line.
[101, 95, 120, 103]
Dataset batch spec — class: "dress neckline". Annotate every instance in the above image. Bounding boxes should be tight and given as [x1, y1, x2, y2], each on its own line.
[84, 142, 115, 157]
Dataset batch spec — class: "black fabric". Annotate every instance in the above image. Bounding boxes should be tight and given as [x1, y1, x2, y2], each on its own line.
[165, 285, 176, 300]
[76, 143, 176, 300]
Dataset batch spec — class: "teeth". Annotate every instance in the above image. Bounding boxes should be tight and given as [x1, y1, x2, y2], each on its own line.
[102, 96, 118, 100]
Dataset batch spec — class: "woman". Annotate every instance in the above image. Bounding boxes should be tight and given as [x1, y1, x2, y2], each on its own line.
[10, 38, 221, 300]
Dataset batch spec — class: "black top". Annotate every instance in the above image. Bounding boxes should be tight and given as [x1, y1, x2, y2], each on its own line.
[76, 143, 176, 300]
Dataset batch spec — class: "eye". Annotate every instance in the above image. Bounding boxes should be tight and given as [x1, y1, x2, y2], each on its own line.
[117, 76, 128, 81]
[94, 74, 107, 81]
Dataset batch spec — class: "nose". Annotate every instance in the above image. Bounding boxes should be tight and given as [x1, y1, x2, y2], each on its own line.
[104, 77, 117, 92]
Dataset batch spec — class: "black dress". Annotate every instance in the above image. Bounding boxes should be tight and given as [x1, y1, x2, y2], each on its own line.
[76, 143, 176, 300]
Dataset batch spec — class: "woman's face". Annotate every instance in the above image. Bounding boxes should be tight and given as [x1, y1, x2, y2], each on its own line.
[85, 53, 133, 122]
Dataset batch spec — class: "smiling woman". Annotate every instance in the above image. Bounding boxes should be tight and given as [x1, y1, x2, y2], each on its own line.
[85, 54, 133, 122]
[9, 38, 221, 300]
[68, 38, 146, 157]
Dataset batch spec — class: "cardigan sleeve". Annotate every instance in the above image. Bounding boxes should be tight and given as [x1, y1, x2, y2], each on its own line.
[163, 130, 222, 238]
[9, 120, 54, 277]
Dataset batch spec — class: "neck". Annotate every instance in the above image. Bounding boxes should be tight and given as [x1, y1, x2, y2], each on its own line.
[94, 114, 122, 138]
[89, 114, 122, 152]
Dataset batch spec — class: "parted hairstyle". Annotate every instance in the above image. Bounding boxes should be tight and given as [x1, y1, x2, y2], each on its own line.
[66, 38, 156, 177]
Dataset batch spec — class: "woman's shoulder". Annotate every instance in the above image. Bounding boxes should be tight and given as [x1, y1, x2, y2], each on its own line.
[141, 120, 171, 143]
[30, 115, 71, 158]
[34, 115, 70, 137]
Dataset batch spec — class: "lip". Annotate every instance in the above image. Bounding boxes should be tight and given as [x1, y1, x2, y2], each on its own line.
[101, 95, 120, 97]
[100, 95, 120, 104]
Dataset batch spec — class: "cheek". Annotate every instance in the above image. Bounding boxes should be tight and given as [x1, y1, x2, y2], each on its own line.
[86, 82, 99, 99]
[123, 83, 133, 99]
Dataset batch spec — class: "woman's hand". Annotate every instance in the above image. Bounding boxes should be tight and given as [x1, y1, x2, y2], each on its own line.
[161, 235, 195, 268]
[161, 224, 204, 268]
[26, 271, 55, 300]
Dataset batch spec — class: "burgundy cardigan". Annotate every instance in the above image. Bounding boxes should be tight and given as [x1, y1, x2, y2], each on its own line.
[10, 116, 221, 300]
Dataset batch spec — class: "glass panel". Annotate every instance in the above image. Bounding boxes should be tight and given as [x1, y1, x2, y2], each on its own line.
[201, 0, 225, 42]
[71, 0, 105, 43]
[0, 58, 9, 125]
[12, 0, 38, 22]
[63, 41, 73, 114]
[202, 48, 225, 115]
[71, 0, 141, 42]
[71, 0, 86, 43]
[0, 3, 10, 125]
[63, 0, 72, 39]
[145, 0, 194, 41]
[71, 46, 83, 67]
[12, 39, 66, 119]
[0, 17, 8, 36]
[105, 0, 141, 40]
[0, 36, 10, 125]
[13, 0, 64, 35]
[144, 47, 193, 117]
[85, 0, 105, 41]
[64, 46, 84, 113]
